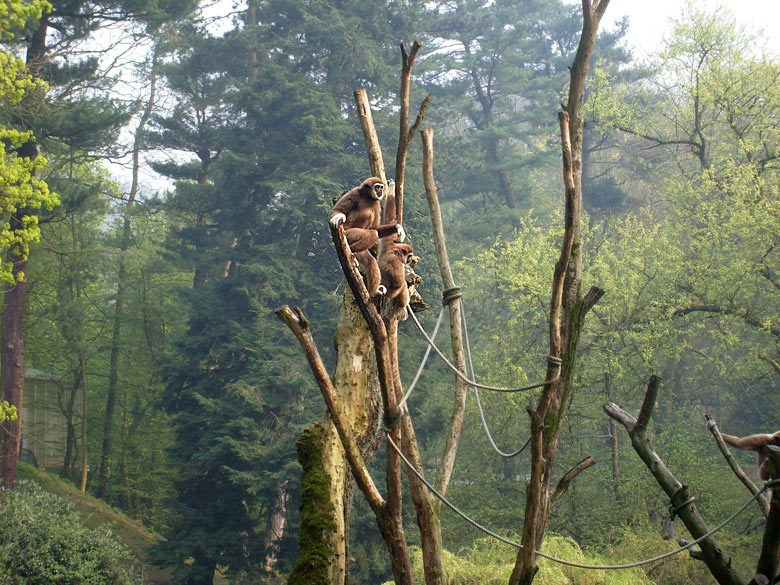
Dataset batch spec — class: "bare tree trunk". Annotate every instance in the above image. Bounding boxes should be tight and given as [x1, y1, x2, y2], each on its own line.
[79, 353, 88, 493]
[60, 362, 80, 478]
[0, 232, 28, 490]
[381, 126, 472, 585]
[510, 3, 609, 583]
[287, 291, 383, 585]
[265, 481, 289, 571]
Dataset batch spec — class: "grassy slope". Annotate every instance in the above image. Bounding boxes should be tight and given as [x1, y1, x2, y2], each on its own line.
[16, 463, 172, 584]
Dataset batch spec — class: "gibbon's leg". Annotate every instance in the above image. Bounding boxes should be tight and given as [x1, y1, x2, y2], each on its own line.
[345, 227, 379, 253]
[396, 285, 410, 320]
[354, 250, 381, 296]
[759, 456, 771, 480]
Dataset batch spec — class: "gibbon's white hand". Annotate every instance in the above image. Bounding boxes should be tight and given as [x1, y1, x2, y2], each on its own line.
[329, 212, 346, 228]
[396, 224, 406, 242]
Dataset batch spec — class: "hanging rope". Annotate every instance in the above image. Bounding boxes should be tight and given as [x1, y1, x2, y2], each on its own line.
[387, 432, 776, 571]
[397, 307, 445, 410]
[461, 298, 530, 458]
[408, 308, 562, 392]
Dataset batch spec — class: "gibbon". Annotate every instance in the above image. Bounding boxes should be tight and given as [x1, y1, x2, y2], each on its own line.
[721, 430, 780, 480]
[378, 240, 414, 319]
[329, 177, 405, 296]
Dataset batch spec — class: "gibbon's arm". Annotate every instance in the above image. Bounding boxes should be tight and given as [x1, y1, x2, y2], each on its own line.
[329, 194, 355, 227]
[377, 222, 404, 240]
[721, 432, 773, 452]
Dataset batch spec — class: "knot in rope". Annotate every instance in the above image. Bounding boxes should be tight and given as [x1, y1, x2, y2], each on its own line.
[669, 496, 696, 520]
[383, 408, 404, 432]
[546, 356, 563, 368]
[668, 484, 695, 520]
[442, 286, 462, 306]
[706, 419, 717, 430]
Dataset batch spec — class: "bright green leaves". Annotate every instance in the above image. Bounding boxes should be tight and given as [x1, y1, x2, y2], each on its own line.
[0, 0, 50, 39]
[0, 401, 17, 422]
[0, 132, 57, 283]
[0, 0, 58, 283]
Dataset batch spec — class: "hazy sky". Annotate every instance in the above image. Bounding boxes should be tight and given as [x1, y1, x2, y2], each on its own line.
[602, 0, 780, 58]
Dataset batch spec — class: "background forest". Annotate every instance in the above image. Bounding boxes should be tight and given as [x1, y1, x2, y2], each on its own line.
[0, 0, 779, 584]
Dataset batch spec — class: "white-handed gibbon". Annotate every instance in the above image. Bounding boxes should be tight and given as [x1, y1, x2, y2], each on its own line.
[721, 430, 780, 480]
[378, 240, 414, 320]
[329, 177, 405, 295]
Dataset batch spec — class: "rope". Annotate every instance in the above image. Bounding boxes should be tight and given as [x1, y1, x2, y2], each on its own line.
[462, 298, 529, 458]
[387, 432, 775, 571]
[397, 307, 445, 410]
[408, 308, 561, 393]
[442, 286, 462, 305]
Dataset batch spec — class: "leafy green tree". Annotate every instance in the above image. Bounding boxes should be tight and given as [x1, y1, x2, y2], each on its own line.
[588, 2, 780, 416]
[0, 0, 58, 490]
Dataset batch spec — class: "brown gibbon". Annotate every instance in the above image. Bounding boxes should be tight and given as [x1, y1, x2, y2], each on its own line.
[721, 430, 780, 480]
[329, 177, 405, 295]
[378, 240, 414, 319]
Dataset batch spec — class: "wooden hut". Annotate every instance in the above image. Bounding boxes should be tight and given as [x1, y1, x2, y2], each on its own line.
[20, 367, 66, 470]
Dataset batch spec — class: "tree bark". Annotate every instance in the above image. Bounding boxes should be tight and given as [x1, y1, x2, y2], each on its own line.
[510, 4, 609, 582]
[0, 227, 28, 490]
[393, 40, 430, 225]
[284, 295, 382, 585]
[605, 377, 748, 585]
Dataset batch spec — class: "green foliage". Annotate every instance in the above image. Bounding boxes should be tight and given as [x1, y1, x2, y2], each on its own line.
[0, 481, 143, 585]
[0, 0, 57, 283]
[0, 401, 17, 422]
[385, 537, 652, 585]
[0, 0, 49, 38]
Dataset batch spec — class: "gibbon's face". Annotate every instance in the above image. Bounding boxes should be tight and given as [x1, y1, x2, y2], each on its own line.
[400, 244, 414, 263]
[372, 182, 384, 201]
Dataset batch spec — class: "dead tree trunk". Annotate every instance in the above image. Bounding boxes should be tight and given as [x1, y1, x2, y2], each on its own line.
[509, 3, 608, 583]
[606, 376, 780, 585]
[285, 292, 383, 585]
[283, 83, 415, 584]
[387, 127, 470, 585]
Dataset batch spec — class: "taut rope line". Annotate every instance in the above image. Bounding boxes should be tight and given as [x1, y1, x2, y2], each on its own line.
[387, 432, 776, 571]
[408, 308, 562, 392]
[397, 306, 445, 410]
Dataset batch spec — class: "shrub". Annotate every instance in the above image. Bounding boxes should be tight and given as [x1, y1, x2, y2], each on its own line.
[387, 535, 653, 585]
[0, 481, 143, 585]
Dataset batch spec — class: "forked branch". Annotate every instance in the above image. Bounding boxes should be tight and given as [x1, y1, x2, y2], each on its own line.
[395, 39, 431, 224]
[276, 305, 384, 511]
[605, 377, 746, 585]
